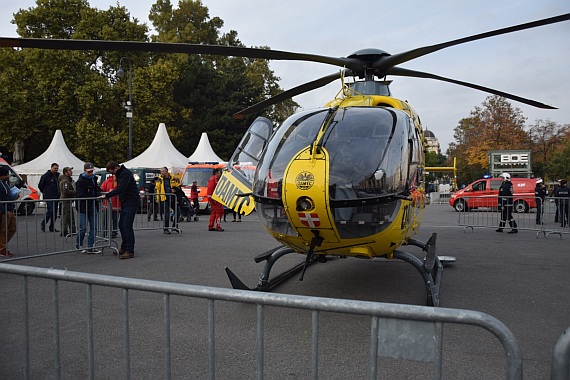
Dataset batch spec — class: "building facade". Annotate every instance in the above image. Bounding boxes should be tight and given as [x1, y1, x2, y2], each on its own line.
[423, 130, 441, 154]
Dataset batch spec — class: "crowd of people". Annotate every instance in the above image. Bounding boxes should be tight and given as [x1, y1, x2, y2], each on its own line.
[1, 162, 234, 258]
[8, 165, 567, 257]
[495, 173, 569, 234]
[534, 177, 570, 227]
[33, 161, 141, 258]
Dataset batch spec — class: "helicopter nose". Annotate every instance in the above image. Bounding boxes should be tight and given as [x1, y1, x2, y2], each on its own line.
[282, 147, 339, 244]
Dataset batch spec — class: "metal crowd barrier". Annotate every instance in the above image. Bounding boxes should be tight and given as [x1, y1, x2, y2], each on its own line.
[456, 196, 569, 238]
[428, 192, 452, 205]
[1, 197, 117, 260]
[134, 192, 197, 233]
[551, 326, 570, 380]
[1, 192, 196, 261]
[0, 263, 523, 380]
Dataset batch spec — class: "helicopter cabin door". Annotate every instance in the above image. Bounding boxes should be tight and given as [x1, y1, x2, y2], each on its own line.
[213, 117, 273, 215]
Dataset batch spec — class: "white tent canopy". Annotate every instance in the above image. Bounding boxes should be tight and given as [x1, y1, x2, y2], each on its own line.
[14, 129, 88, 191]
[187, 132, 225, 163]
[122, 123, 188, 173]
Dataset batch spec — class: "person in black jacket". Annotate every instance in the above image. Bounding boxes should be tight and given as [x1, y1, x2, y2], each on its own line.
[557, 179, 570, 227]
[38, 163, 60, 232]
[534, 179, 547, 225]
[101, 161, 139, 259]
[496, 173, 518, 234]
[75, 163, 101, 253]
[553, 179, 563, 224]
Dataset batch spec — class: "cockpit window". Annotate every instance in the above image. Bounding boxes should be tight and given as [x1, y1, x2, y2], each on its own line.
[254, 109, 329, 198]
[323, 107, 412, 238]
[254, 106, 415, 239]
[324, 107, 409, 195]
[254, 109, 329, 235]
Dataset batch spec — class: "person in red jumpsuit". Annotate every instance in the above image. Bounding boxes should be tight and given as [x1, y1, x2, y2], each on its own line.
[207, 168, 224, 231]
[190, 180, 199, 213]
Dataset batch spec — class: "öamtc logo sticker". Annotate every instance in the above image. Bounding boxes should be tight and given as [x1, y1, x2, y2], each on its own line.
[295, 171, 314, 190]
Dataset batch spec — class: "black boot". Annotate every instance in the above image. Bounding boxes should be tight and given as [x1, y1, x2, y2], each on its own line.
[496, 221, 505, 232]
[508, 220, 518, 233]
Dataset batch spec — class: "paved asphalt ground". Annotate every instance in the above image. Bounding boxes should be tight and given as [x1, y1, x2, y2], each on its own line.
[0, 204, 568, 379]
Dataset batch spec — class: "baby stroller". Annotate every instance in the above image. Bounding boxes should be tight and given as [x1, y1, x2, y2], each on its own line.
[173, 187, 197, 222]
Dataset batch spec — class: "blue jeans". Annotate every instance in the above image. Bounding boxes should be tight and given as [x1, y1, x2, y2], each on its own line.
[43, 199, 59, 229]
[119, 206, 137, 253]
[76, 211, 97, 248]
[162, 199, 171, 229]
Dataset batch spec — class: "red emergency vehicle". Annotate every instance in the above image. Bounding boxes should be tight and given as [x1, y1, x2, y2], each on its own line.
[449, 177, 537, 213]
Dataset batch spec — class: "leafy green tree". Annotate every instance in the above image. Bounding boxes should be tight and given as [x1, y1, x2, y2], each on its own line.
[0, 0, 298, 166]
[149, 0, 222, 44]
[147, 0, 296, 159]
[13, 0, 89, 39]
[1, 0, 150, 166]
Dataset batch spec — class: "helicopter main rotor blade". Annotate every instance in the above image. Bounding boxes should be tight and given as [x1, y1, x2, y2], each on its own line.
[0, 37, 355, 68]
[233, 72, 343, 119]
[386, 67, 556, 109]
[377, 13, 570, 72]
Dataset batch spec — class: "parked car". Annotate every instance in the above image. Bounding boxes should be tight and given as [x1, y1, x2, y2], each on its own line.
[449, 177, 537, 213]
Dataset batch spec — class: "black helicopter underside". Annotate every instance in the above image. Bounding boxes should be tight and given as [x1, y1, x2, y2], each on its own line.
[225, 233, 454, 307]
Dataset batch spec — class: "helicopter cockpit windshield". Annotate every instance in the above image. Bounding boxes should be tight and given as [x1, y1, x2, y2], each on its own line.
[254, 108, 330, 198]
[254, 109, 329, 235]
[324, 107, 409, 195]
[323, 107, 414, 237]
[255, 106, 417, 238]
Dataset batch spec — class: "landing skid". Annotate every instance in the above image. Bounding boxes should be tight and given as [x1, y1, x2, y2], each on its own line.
[225, 245, 318, 291]
[225, 233, 453, 307]
[404, 233, 455, 306]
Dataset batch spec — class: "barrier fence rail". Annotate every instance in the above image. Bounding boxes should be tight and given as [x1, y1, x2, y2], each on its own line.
[551, 326, 570, 380]
[1, 193, 187, 260]
[0, 263, 525, 380]
[456, 196, 569, 238]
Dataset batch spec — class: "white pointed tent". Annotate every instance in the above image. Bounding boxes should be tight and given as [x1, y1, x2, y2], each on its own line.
[14, 129, 89, 191]
[187, 132, 225, 163]
[122, 123, 188, 173]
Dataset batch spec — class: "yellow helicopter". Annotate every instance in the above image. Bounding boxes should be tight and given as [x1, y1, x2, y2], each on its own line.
[1, 13, 568, 306]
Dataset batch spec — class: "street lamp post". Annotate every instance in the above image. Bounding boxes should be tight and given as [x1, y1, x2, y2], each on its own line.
[117, 57, 133, 160]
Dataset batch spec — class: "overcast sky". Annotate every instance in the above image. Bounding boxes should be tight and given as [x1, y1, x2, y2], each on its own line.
[1, 0, 568, 152]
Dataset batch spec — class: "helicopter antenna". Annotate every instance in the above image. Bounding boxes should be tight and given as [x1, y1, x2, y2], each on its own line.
[340, 69, 348, 97]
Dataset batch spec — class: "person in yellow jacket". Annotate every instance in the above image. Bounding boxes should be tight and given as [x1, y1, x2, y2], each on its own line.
[155, 167, 180, 234]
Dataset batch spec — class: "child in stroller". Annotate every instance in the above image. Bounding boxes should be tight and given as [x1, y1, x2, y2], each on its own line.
[172, 186, 197, 222]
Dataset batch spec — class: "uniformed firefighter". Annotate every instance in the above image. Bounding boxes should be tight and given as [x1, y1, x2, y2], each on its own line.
[496, 173, 518, 234]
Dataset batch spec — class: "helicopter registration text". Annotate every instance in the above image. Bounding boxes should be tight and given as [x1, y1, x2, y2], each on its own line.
[212, 172, 256, 215]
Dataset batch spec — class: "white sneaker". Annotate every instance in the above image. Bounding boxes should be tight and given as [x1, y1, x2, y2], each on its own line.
[88, 248, 101, 254]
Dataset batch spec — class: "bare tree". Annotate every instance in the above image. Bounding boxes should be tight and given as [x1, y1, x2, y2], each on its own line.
[528, 119, 569, 179]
